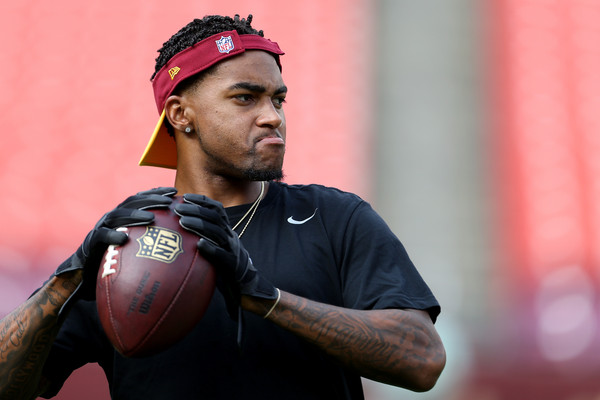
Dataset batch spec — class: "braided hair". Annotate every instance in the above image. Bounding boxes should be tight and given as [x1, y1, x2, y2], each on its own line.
[151, 14, 263, 81]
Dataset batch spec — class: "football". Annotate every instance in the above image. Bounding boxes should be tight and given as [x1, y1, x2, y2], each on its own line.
[96, 201, 216, 358]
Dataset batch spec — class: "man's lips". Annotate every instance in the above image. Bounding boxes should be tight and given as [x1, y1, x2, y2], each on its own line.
[256, 135, 285, 145]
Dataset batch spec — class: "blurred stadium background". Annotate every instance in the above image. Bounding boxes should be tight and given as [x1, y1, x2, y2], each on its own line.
[2, 0, 600, 399]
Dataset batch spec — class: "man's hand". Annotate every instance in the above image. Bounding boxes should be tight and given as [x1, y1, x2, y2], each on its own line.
[54, 187, 177, 303]
[175, 194, 278, 318]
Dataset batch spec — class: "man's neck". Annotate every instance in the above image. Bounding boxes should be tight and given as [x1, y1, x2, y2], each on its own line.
[174, 173, 267, 208]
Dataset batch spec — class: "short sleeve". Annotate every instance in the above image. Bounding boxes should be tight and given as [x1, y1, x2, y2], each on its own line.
[338, 201, 441, 322]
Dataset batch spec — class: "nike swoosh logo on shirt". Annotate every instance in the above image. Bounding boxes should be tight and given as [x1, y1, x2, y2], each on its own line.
[287, 208, 318, 225]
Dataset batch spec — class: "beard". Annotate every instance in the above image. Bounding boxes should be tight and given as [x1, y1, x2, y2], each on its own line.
[199, 141, 285, 182]
[241, 145, 285, 181]
[243, 167, 284, 182]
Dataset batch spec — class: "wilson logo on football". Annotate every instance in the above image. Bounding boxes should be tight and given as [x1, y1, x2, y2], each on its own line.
[136, 227, 184, 263]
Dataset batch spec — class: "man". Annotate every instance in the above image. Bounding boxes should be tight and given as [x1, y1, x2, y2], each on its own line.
[0, 14, 445, 399]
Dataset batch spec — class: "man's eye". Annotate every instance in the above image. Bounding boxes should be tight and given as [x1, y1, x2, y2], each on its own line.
[235, 94, 254, 102]
[273, 97, 286, 108]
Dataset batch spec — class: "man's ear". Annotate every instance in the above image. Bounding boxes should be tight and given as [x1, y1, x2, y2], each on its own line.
[164, 95, 191, 132]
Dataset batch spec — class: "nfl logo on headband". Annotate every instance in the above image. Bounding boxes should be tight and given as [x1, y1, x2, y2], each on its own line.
[215, 36, 235, 54]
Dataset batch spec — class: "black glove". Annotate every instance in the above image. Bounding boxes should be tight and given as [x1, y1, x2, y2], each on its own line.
[55, 187, 177, 303]
[175, 194, 278, 318]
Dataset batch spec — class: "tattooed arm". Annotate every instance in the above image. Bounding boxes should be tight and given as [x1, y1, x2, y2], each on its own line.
[0, 271, 82, 400]
[0, 189, 175, 399]
[243, 291, 446, 392]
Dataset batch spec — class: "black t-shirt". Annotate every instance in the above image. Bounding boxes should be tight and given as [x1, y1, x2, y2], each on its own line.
[41, 182, 440, 399]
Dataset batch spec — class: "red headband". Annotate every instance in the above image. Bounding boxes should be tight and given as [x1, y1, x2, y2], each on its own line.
[152, 30, 284, 114]
[140, 30, 284, 169]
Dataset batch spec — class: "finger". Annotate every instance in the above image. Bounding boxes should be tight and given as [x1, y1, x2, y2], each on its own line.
[103, 209, 156, 228]
[117, 194, 174, 210]
[135, 187, 178, 197]
[83, 227, 128, 258]
[196, 238, 229, 265]
[181, 195, 229, 224]
[174, 203, 227, 225]
[182, 194, 226, 213]
[96, 227, 130, 246]
[178, 216, 228, 246]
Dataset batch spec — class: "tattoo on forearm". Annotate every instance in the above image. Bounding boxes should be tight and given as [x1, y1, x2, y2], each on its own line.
[275, 295, 442, 382]
[0, 281, 71, 398]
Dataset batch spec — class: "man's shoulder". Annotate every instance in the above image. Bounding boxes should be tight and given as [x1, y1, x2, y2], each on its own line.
[272, 181, 363, 204]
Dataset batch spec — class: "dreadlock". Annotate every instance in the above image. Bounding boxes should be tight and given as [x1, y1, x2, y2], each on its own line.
[151, 14, 264, 81]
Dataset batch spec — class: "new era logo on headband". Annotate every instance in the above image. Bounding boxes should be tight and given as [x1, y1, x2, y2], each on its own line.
[168, 67, 180, 80]
[215, 36, 234, 54]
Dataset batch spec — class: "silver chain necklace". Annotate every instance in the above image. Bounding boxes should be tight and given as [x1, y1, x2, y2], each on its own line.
[231, 181, 265, 238]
